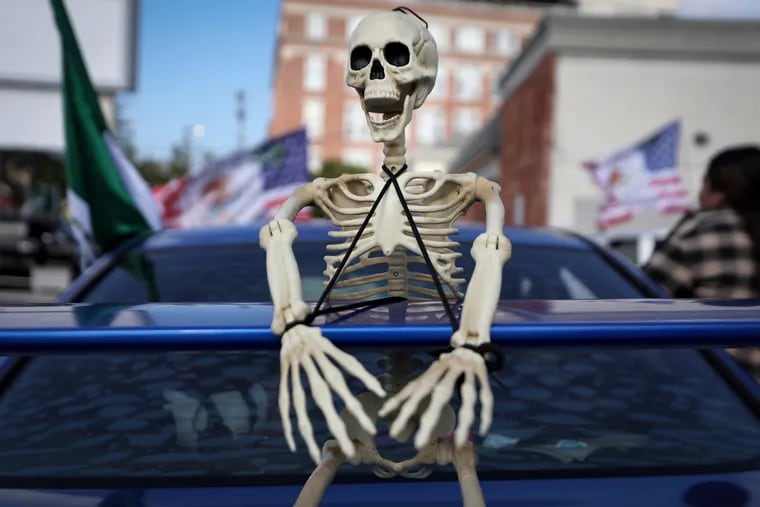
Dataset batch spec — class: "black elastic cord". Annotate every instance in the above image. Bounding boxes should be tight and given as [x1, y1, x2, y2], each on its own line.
[281, 167, 404, 336]
[281, 163, 461, 335]
[392, 6, 428, 28]
[381, 164, 459, 331]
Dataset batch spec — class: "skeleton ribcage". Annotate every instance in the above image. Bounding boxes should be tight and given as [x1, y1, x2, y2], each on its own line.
[313, 172, 478, 302]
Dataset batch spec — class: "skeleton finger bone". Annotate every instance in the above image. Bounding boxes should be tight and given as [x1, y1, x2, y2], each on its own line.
[313, 353, 376, 437]
[290, 342, 320, 464]
[340, 391, 383, 446]
[476, 362, 494, 436]
[278, 352, 295, 452]
[414, 366, 461, 449]
[456, 369, 476, 447]
[319, 336, 385, 398]
[386, 361, 447, 440]
[301, 353, 356, 460]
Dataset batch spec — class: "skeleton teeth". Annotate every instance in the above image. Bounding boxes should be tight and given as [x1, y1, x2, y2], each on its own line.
[367, 111, 400, 125]
[364, 91, 400, 101]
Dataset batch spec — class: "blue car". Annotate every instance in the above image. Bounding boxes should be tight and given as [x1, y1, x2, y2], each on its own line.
[58, 221, 664, 304]
[0, 222, 758, 507]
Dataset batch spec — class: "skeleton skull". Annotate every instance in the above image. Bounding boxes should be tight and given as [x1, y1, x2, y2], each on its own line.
[346, 10, 438, 143]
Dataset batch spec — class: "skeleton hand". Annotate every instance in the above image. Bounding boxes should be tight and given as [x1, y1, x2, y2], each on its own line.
[379, 347, 492, 450]
[280, 324, 386, 464]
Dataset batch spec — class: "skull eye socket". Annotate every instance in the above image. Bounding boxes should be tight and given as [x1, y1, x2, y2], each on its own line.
[383, 42, 410, 67]
[350, 45, 372, 70]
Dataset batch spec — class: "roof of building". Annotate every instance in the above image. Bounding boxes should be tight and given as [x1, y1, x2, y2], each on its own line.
[451, 13, 760, 173]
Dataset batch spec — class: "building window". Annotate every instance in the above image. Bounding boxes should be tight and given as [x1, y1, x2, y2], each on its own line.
[454, 66, 481, 101]
[303, 54, 325, 92]
[342, 148, 373, 169]
[414, 107, 446, 146]
[303, 99, 324, 139]
[494, 28, 518, 55]
[428, 22, 449, 51]
[343, 102, 367, 141]
[513, 193, 526, 226]
[345, 14, 363, 38]
[491, 69, 502, 97]
[305, 13, 327, 40]
[452, 108, 480, 139]
[430, 65, 447, 99]
[308, 146, 323, 174]
[455, 26, 485, 53]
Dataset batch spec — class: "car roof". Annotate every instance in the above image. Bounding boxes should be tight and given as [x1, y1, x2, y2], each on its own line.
[136, 220, 593, 252]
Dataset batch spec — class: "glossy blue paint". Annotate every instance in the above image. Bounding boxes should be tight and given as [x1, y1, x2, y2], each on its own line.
[4, 471, 760, 507]
[0, 300, 759, 353]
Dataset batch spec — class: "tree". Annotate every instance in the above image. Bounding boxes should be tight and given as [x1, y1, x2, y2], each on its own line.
[313, 159, 368, 180]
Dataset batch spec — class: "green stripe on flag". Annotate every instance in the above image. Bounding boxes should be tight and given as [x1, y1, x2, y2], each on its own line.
[50, 0, 160, 260]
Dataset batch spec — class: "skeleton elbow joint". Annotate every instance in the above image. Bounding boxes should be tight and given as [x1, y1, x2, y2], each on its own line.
[259, 219, 298, 249]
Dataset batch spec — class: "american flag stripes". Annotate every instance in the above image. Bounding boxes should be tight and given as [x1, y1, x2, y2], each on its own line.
[584, 121, 693, 230]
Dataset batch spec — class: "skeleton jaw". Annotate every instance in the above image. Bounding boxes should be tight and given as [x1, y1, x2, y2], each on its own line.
[363, 88, 415, 143]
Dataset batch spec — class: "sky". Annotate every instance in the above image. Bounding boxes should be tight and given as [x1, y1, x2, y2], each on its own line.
[122, 0, 760, 162]
[120, 0, 280, 162]
[678, 0, 760, 18]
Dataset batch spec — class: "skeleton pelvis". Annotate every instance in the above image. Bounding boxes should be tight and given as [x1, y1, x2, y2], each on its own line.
[340, 391, 456, 476]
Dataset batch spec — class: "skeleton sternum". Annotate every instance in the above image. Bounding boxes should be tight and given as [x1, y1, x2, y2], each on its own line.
[375, 180, 405, 256]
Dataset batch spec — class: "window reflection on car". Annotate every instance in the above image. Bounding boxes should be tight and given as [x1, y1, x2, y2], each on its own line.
[0, 348, 758, 483]
[76, 241, 645, 304]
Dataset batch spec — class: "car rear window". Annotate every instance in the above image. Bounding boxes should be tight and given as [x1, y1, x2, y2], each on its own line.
[76, 242, 646, 303]
[0, 348, 758, 486]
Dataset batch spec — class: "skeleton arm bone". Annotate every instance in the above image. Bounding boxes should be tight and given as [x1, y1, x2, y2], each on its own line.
[260, 183, 317, 335]
[260, 182, 385, 465]
[452, 177, 511, 348]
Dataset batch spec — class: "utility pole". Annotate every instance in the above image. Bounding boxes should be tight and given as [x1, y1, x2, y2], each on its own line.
[236, 89, 246, 148]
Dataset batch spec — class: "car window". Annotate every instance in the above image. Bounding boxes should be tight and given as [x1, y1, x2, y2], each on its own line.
[0, 348, 757, 485]
[76, 242, 645, 303]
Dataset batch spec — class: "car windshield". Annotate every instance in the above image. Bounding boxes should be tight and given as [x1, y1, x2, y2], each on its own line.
[76, 241, 646, 303]
[0, 347, 758, 486]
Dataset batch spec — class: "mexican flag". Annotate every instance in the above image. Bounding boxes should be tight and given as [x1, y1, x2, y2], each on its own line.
[50, 0, 161, 269]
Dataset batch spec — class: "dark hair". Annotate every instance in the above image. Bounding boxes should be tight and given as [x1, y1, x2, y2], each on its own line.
[705, 145, 760, 263]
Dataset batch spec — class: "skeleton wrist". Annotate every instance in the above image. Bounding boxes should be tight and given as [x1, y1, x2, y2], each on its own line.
[444, 343, 504, 373]
[272, 302, 311, 336]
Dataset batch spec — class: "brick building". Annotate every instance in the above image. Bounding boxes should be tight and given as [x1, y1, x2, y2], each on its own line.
[451, 14, 760, 262]
[268, 0, 550, 174]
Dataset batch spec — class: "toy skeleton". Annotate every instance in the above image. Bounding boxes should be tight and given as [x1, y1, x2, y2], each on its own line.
[259, 8, 511, 506]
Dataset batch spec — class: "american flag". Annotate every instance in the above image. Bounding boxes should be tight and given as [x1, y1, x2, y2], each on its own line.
[156, 129, 312, 228]
[584, 121, 693, 230]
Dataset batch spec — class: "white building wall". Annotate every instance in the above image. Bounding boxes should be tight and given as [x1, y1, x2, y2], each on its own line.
[550, 55, 760, 236]
[578, 0, 679, 16]
[0, 0, 135, 151]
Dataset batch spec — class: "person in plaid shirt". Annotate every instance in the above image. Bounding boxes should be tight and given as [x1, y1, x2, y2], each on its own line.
[645, 146, 760, 297]
[645, 145, 760, 375]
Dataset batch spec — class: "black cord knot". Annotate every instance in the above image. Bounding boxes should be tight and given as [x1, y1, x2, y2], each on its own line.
[457, 343, 505, 373]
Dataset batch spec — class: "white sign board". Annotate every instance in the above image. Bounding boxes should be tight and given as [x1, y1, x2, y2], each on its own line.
[0, 0, 136, 151]
[0, 0, 136, 89]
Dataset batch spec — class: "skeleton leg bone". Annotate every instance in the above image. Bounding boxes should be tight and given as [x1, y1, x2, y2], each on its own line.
[293, 440, 346, 507]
